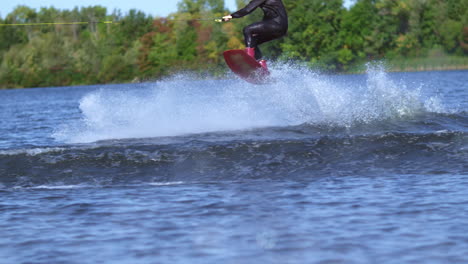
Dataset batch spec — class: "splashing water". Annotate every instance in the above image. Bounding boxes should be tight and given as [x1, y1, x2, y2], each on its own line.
[55, 63, 443, 143]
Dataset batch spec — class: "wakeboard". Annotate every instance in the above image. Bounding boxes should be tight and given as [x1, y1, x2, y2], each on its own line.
[223, 49, 270, 84]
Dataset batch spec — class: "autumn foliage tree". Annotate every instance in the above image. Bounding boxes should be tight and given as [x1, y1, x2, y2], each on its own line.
[0, 0, 466, 88]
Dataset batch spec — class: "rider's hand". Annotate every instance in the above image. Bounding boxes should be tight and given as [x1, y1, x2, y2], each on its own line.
[222, 15, 233, 22]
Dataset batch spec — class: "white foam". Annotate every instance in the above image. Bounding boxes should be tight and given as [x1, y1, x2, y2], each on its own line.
[10, 184, 90, 190]
[31, 185, 88, 190]
[148, 181, 185, 186]
[0, 147, 66, 156]
[54, 63, 443, 143]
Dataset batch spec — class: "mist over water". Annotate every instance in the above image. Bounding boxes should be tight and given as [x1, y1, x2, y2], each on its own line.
[54, 64, 444, 143]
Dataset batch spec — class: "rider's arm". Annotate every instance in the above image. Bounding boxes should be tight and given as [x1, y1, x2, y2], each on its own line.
[231, 0, 266, 18]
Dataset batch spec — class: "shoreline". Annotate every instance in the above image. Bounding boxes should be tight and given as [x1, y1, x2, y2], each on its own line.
[1, 66, 467, 90]
[345, 65, 468, 75]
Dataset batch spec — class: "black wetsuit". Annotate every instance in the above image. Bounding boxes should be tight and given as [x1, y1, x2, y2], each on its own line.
[231, 0, 288, 60]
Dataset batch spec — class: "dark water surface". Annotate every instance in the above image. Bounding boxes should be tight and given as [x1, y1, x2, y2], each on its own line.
[0, 68, 467, 263]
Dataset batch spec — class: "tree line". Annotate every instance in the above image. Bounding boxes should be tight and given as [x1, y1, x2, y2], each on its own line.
[0, 0, 466, 88]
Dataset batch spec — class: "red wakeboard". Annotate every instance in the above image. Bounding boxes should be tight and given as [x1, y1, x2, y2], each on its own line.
[223, 49, 270, 84]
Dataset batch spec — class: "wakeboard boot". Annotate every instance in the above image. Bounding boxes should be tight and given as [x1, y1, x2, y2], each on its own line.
[245, 47, 255, 59]
[259, 60, 268, 71]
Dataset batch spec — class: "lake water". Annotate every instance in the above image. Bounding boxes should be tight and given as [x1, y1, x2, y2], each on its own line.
[0, 66, 467, 263]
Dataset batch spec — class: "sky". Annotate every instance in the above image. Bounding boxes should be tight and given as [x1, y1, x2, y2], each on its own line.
[1, 0, 354, 18]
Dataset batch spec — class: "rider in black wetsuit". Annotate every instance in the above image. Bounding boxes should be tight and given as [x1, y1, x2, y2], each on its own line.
[223, 0, 288, 69]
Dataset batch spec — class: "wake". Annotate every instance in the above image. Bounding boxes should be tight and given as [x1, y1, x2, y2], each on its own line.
[54, 63, 444, 143]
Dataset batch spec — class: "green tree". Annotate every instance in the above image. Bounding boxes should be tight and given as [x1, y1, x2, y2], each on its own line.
[340, 0, 379, 61]
[282, 0, 345, 70]
[177, 0, 225, 15]
[1, 0, 467, 89]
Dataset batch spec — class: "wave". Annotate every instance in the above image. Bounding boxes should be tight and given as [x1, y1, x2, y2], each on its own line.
[2, 128, 467, 188]
[53, 64, 447, 144]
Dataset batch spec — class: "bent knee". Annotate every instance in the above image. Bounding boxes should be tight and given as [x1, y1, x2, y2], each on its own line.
[243, 26, 254, 36]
